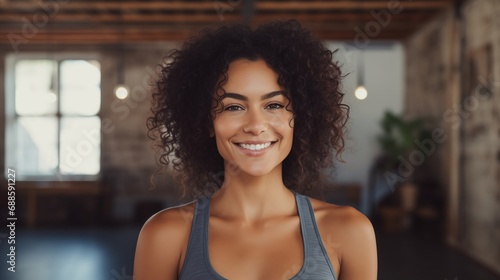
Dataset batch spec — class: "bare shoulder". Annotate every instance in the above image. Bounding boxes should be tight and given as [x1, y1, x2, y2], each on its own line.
[141, 200, 197, 235]
[134, 200, 197, 280]
[308, 197, 378, 279]
[308, 197, 374, 235]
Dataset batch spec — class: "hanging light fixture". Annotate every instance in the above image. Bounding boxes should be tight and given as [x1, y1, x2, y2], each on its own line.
[114, 44, 129, 99]
[355, 49, 368, 100]
[114, 12, 129, 100]
[114, 84, 129, 100]
[355, 85, 368, 100]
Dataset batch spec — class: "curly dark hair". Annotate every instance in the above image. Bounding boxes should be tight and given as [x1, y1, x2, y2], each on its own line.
[147, 19, 349, 199]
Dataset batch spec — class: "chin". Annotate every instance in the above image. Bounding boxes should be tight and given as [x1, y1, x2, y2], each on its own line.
[237, 164, 279, 178]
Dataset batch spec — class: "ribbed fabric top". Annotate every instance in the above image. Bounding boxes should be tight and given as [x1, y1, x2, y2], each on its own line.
[178, 191, 337, 280]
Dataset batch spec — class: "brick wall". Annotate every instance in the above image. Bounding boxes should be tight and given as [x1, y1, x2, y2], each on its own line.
[0, 43, 189, 224]
[405, 0, 500, 274]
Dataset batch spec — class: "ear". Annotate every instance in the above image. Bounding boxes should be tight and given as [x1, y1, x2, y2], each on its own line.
[208, 126, 215, 137]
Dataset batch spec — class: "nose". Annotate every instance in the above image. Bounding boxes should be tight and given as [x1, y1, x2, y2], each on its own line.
[242, 109, 268, 135]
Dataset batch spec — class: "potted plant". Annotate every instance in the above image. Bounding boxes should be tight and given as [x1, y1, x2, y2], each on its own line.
[373, 111, 430, 230]
[377, 111, 426, 173]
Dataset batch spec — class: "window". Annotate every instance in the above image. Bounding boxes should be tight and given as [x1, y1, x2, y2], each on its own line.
[5, 54, 101, 180]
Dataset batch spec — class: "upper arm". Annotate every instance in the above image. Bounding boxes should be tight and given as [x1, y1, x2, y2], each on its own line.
[337, 207, 378, 280]
[134, 208, 191, 280]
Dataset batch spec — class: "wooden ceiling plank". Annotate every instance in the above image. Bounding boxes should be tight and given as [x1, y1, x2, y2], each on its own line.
[0, 0, 453, 11]
[0, 0, 452, 43]
[0, 13, 240, 23]
[0, 1, 218, 11]
[254, 12, 432, 22]
[0, 11, 431, 24]
[256, 1, 453, 10]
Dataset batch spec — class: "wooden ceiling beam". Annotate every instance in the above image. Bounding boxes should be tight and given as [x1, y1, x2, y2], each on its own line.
[0, 1, 452, 43]
[0, 11, 431, 24]
[257, 1, 453, 10]
[0, 32, 410, 47]
[0, 30, 190, 45]
[0, 25, 414, 47]
[0, 1, 216, 11]
[0, 0, 453, 11]
[0, 20, 423, 36]
[256, 12, 433, 23]
[0, 13, 241, 23]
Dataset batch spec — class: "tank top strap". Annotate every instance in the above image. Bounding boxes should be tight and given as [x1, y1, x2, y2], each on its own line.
[294, 191, 316, 256]
[293, 191, 337, 279]
[179, 195, 221, 279]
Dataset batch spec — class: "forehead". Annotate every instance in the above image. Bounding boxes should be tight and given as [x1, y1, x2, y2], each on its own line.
[222, 59, 281, 93]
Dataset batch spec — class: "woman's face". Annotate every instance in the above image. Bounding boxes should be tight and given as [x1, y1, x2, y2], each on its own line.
[212, 59, 294, 177]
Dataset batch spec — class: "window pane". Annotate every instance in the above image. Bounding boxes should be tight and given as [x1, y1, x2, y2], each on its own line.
[60, 117, 100, 175]
[60, 60, 101, 116]
[15, 60, 58, 115]
[16, 117, 58, 175]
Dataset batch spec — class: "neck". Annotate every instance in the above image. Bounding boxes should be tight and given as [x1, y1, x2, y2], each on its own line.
[210, 166, 296, 224]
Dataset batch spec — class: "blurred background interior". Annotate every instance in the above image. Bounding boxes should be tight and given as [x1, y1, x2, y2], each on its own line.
[0, 0, 499, 279]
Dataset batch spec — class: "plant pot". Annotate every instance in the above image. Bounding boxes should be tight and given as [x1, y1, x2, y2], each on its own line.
[378, 206, 408, 232]
[399, 182, 418, 213]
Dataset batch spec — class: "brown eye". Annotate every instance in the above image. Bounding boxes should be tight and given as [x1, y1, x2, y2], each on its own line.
[225, 105, 243, 111]
[266, 103, 284, 110]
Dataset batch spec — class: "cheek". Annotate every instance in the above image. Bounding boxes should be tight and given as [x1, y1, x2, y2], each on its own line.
[213, 117, 239, 135]
[213, 124, 227, 145]
[213, 125, 231, 158]
[212, 117, 241, 149]
[269, 112, 294, 132]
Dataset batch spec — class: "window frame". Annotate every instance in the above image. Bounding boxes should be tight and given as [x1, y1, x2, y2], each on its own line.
[5, 52, 102, 181]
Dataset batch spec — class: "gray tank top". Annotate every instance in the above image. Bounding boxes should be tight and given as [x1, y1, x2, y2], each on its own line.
[178, 191, 337, 279]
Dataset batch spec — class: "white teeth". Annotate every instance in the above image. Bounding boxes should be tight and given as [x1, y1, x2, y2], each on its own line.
[239, 142, 272, 151]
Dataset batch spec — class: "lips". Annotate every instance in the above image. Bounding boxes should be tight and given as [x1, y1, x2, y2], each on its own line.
[238, 142, 272, 151]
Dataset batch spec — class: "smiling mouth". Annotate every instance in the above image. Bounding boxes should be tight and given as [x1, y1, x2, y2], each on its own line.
[237, 142, 275, 151]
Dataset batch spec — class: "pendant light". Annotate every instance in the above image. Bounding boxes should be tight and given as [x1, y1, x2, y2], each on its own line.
[114, 11, 129, 100]
[114, 44, 129, 99]
[355, 49, 368, 100]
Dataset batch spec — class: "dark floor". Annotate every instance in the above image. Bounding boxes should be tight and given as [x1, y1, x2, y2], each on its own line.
[375, 229, 500, 280]
[0, 225, 499, 280]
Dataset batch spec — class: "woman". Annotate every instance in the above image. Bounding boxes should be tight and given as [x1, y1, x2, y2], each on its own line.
[135, 20, 377, 280]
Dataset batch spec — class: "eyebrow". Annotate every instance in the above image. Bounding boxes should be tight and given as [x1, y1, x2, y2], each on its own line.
[218, 90, 285, 101]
